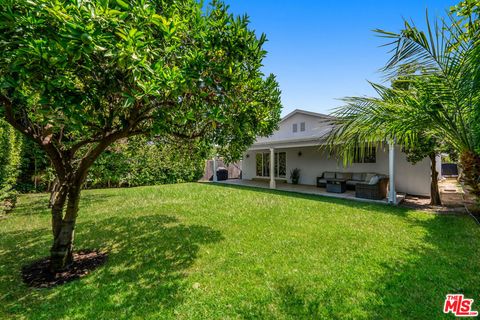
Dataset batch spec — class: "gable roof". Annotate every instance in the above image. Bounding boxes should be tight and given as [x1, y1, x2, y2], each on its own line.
[248, 109, 335, 150]
[280, 109, 333, 123]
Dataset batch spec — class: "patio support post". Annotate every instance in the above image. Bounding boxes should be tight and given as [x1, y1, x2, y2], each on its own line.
[388, 140, 397, 204]
[212, 156, 218, 182]
[269, 148, 276, 189]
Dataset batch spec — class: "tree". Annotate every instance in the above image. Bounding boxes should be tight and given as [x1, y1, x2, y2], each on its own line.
[327, 3, 480, 201]
[0, 0, 282, 271]
[452, 0, 480, 199]
[377, 4, 480, 198]
[403, 135, 441, 205]
[326, 79, 446, 204]
[87, 135, 207, 188]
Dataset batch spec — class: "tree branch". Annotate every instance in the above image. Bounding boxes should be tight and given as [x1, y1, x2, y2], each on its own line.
[1, 95, 69, 180]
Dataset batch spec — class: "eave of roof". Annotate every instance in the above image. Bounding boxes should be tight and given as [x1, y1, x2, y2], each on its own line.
[280, 109, 334, 123]
[248, 136, 328, 150]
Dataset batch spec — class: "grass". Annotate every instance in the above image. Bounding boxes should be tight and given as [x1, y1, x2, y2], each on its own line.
[1, 182, 479, 319]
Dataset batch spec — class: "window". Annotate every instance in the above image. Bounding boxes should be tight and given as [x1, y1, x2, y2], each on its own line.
[277, 152, 286, 177]
[292, 123, 298, 132]
[263, 152, 270, 177]
[353, 147, 376, 163]
[255, 152, 286, 178]
[300, 122, 305, 131]
[255, 154, 262, 176]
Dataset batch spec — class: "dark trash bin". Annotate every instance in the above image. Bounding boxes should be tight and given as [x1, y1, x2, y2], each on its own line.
[442, 163, 458, 176]
[216, 167, 228, 181]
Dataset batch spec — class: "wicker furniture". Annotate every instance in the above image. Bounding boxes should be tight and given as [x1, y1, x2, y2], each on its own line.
[317, 172, 372, 190]
[355, 177, 389, 200]
[326, 179, 347, 193]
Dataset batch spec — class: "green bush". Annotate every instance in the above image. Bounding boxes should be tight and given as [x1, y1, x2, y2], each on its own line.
[0, 120, 22, 213]
[16, 138, 51, 193]
[14, 135, 206, 193]
[86, 136, 206, 189]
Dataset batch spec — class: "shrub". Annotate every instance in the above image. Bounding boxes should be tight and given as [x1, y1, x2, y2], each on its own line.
[0, 120, 22, 213]
[86, 136, 206, 189]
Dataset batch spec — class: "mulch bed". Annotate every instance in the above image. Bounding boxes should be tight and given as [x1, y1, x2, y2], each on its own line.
[401, 195, 466, 214]
[21, 249, 108, 289]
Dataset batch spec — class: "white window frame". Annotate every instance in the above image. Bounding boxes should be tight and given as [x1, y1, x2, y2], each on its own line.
[255, 152, 287, 179]
[292, 123, 298, 133]
[300, 122, 305, 132]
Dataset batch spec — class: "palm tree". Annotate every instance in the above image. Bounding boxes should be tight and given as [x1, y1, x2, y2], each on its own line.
[327, 6, 480, 201]
[327, 79, 444, 205]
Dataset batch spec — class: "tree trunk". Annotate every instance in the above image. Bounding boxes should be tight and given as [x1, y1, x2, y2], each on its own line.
[48, 177, 60, 208]
[460, 151, 480, 199]
[49, 183, 82, 272]
[45, 131, 127, 272]
[429, 153, 441, 206]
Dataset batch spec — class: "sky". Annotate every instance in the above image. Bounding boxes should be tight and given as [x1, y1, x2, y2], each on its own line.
[223, 0, 457, 116]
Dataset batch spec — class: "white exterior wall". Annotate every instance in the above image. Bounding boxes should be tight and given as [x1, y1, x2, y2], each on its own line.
[242, 145, 434, 196]
[242, 110, 436, 197]
[255, 113, 331, 143]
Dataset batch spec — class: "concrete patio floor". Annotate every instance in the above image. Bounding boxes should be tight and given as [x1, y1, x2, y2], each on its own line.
[216, 179, 405, 205]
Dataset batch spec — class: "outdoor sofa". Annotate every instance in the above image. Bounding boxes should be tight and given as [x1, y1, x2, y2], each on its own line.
[355, 176, 389, 200]
[316, 172, 389, 200]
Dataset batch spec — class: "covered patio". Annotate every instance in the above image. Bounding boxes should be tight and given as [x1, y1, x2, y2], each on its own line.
[216, 178, 406, 205]
[210, 109, 437, 203]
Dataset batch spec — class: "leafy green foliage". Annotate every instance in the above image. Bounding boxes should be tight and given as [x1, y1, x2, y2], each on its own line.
[0, 120, 22, 213]
[16, 138, 51, 192]
[290, 168, 300, 184]
[452, 0, 480, 155]
[1, 184, 479, 318]
[327, 2, 480, 199]
[87, 136, 205, 188]
[0, 0, 281, 164]
[327, 79, 445, 163]
[0, 0, 281, 267]
[16, 136, 205, 191]
[404, 135, 437, 165]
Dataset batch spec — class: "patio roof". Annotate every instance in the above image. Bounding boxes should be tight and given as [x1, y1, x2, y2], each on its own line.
[247, 136, 326, 150]
[249, 124, 334, 150]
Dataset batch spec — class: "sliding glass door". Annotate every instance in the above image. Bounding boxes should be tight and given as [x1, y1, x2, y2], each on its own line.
[255, 152, 286, 178]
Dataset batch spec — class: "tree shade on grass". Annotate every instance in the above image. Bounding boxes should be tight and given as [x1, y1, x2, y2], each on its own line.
[1, 183, 479, 319]
[0, 0, 281, 270]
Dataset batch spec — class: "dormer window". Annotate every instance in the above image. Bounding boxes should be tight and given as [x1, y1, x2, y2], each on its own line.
[292, 123, 298, 132]
[300, 122, 305, 132]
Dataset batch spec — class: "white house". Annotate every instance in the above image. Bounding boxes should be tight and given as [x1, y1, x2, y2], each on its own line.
[238, 109, 439, 201]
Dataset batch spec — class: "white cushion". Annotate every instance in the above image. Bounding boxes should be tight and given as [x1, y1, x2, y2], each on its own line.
[369, 176, 380, 185]
[364, 173, 375, 182]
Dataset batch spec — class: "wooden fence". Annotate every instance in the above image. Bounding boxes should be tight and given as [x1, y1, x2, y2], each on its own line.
[200, 159, 242, 181]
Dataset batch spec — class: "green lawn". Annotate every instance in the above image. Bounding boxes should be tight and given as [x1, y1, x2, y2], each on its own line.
[1, 183, 479, 319]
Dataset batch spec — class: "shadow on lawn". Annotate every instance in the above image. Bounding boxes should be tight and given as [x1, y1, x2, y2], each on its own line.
[12, 192, 115, 217]
[209, 183, 480, 319]
[270, 216, 480, 319]
[359, 214, 480, 319]
[0, 214, 223, 319]
[208, 182, 412, 216]
[275, 217, 478, 319]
